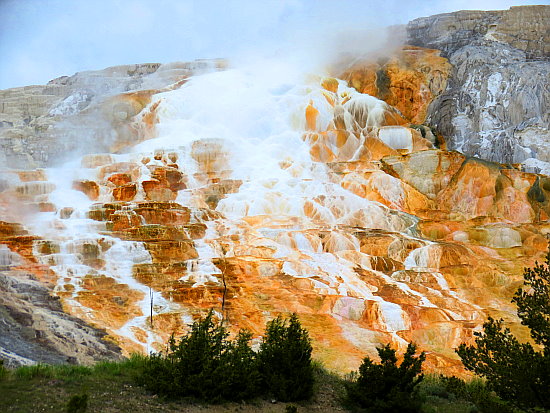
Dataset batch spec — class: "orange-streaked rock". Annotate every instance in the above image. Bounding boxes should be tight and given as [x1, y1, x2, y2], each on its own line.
[108, 173, 133, 186]
[72, 180, 100, 201]
[7, 58, 550, 379]
[340, 46, 451, 124]
[112, 183, 138, 202]
[76, 275, 144, 330]
[142, 180, 176, 202]
[17, 170, 47, 182]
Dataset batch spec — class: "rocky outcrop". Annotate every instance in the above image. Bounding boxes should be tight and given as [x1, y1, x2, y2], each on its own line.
[0, 60, 226, 168]
[1, 7, 549, 376]
[407, 6, 550, 171]
[407, 6, 549, 59]
[339, 46, 452, 125]
[1, 71, 547, 376]
[0, 269, 122, 367]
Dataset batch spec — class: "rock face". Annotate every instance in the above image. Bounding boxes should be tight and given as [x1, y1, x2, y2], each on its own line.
[0, 270, 122, 367]
[407, 6, 550, 59]
[0, 223, 122, 367]
[0, 60, 226, 168]
[407, 6, 550, 172]
[1, 58, 549, 376]
[340, 46, 452, 125]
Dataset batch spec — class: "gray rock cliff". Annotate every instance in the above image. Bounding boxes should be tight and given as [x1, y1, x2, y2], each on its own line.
[407, 5, 550, 172]
[0, 269, 122, 367]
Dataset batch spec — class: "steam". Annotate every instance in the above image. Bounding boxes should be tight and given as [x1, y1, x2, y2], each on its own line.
[0, 0, 540, 89]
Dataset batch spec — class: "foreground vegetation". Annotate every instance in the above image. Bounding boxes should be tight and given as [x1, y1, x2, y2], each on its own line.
[0, 357, 514, 413]
[2, 251, 548, 412]
[0, 313, 516, 413]
[137, 311, 314, 403]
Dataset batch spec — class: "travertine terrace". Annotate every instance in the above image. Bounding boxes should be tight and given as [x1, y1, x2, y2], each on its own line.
[0, 6, 549, 376]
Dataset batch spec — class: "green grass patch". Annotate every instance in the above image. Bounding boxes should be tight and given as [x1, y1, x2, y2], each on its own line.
[417, 374, 515, 413]
[14, 364, 55, 380]
[0, 357, 516, 413]
[0, 355, 157, 413]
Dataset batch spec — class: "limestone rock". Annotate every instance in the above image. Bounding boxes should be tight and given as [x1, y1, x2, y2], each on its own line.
[1, 12, 549, 375]
[0, 60, 226, 168]
[407, 6, 550, 169]
[0, 270, 121, 367]
[340, 46, 452, 124]
[407, 6, 549, 59]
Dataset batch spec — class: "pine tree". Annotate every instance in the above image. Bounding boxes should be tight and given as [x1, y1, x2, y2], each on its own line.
[456, 251, 550, 409]
[258, 313, 314, 401]
[138, 310, 261, 402]
[345, 342, 425, 412]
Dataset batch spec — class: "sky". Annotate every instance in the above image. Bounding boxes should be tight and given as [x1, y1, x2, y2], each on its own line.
[0, 0, 547, 89]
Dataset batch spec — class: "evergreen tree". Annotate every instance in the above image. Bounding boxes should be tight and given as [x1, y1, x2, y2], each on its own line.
[258, 313, 314, 401]
[345, 342, 425, 412]
[138, 310, 261, 402]
[457, 251, 550, 410]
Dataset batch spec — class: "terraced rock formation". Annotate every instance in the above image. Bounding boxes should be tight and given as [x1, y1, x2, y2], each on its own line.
[0, 6, 548, 374]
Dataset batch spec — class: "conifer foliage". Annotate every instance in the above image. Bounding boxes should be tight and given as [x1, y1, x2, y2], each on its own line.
[345, 342, 425, 412]
[138, 310, 260, 401]
[457, 250, 550, 410]
[137, 311, 313, 403]
[258, 313, 314, 401]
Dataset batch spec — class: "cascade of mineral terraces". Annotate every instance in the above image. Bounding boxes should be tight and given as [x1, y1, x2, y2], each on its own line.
[1, 46, 549, 375]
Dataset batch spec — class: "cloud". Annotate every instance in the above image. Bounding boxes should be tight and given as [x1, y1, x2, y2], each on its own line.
[0, 0, 543, 89]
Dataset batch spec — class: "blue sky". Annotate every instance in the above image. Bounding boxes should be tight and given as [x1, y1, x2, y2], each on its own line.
[0, 0, 546, 89]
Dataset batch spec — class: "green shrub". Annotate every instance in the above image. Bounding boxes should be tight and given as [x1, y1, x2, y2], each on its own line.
[66, 394, 88, 413]
[137, 311, 315, 403]
[214, 329, 262, 401]
[258, 313, 314, 402]
[423, 375, 514, 413]
[345, 342, 425, 412]
[137, 310, 260, 402]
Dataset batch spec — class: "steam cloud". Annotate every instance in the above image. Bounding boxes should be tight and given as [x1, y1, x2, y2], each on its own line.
[0, 0, 542, 89]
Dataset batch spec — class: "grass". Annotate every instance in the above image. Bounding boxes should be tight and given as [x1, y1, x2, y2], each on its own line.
[0, 357, 516, 413]
[0, 355, 173, 413]
[416, 375, 518, 413]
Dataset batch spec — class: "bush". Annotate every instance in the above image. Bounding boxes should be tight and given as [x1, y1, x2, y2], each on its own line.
[345, 343, 425, 412]
[66, 394, 88, 413]
[137, 310, 260, 402]
[137, 311, 314, 403]
[452, 378, 514, 413]
[214, 329, 262, 401]
[258, 313, 314, 402]
[456, 250, 550, 410]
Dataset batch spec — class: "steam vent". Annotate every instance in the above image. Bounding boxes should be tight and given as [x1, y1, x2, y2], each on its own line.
[1, 5, 549, 378]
